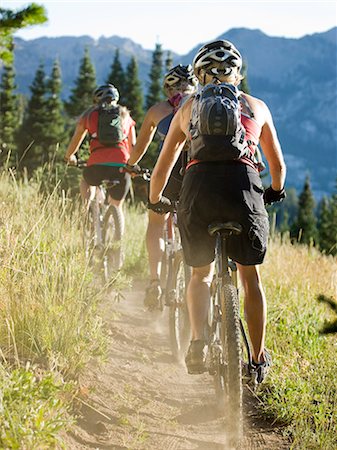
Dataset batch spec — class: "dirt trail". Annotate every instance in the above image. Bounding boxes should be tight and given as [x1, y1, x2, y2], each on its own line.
[64, 281, 290, 450]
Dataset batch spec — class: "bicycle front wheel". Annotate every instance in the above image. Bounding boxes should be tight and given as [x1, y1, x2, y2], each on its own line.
[102, 205, 123, 281]
[168, 250, 191, 361]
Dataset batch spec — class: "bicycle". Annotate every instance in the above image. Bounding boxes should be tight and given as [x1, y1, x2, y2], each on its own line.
[161, 202, 191, 361]
[77, 161, 126, 283]
[206, 220, 254, 446]
[132, 166, 191, 360]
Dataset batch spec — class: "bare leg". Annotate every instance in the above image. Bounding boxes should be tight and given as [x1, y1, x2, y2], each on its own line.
[80, 178, 95, 207]
[146, 210, 168, 280]
[237, 264, 266, 363]
[107, 196, 125, 235]
[187, 264, 214, 340]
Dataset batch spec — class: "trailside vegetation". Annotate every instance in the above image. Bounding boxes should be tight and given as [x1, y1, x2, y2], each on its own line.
[0, 2, 47, 63]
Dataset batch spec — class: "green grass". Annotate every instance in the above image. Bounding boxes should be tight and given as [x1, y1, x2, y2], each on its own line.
[0, 169, 107, 446]
[1, 167, 336, 448]
[258, 236, 337, 449]
[0, 364, 71, 449]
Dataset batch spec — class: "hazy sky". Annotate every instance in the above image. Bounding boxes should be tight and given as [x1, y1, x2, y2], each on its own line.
[4, 0, 337, 54]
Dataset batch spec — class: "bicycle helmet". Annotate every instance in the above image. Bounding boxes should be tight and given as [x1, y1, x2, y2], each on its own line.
[93, 84, 119, 104]
[163, 64, 198, 88]
[192, 40, 242, 82]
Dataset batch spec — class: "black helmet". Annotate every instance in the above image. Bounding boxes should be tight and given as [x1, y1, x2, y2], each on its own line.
[163, 64, 198, 88]
[193, 40, 242, 82]
[93, 84, 119, 104]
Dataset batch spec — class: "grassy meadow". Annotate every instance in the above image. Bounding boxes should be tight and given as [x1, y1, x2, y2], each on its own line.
[260, 237, 336, 449]
[0, 168, 336, 448]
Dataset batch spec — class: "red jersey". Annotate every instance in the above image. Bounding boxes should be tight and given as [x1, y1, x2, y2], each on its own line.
[81, 107, 135, 166]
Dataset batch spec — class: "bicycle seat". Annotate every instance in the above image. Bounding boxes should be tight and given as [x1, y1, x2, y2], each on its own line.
[208, 221, 242, 237]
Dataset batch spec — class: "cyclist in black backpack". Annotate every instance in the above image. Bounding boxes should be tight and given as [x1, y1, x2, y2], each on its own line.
[148, 40, 286, 381]
[64, 84, 136, 235]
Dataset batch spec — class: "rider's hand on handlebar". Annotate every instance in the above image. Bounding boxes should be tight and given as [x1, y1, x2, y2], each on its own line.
[147, 196, 173, 214]
[263, 186, 286, 205]
[64, 154, 77, 166]
[122, 163, 142, 176]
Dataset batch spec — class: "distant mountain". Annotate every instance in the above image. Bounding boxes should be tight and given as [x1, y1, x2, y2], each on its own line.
[6, 27, 337, 196]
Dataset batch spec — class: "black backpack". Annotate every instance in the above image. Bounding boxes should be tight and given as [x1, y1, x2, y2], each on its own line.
[189, 83, 249, 161]
[95, 104, 127, 147]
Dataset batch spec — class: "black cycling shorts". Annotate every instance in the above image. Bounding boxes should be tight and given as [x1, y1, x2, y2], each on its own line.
[177, 162, 270, 267]
[83, 165, 131, 201]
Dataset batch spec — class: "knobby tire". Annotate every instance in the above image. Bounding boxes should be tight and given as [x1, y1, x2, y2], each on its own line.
[221, 277, 243, 445]
[168, 250, 191, 360]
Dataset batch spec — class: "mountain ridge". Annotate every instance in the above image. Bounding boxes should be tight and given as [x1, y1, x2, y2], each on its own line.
[7, 27, 337, 197]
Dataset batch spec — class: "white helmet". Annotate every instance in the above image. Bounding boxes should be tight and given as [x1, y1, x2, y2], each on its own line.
[192, 40, 242, 83]
[163, 64, 198, 88]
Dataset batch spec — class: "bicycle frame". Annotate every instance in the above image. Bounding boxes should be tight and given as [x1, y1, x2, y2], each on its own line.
[213, 232, 253, 373]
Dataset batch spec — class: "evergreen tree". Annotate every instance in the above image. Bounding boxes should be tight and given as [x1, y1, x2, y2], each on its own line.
[329, 189, 337, 255]
[0, 61, 18, 160]
[318, 196, 333, 253]
[292, 176, 318, 245]
[45, 59, 66, 150]
[146, 43, 164, 109]
[124, 56, 144, 125]
[17, 62, 49, 169]
[0, 3, 47, 63]
[66, 47, 96, 118]
[106, 49, 126, 104]
[165, 50, 173, 72]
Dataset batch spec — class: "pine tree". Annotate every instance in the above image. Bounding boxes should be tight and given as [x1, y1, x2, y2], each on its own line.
[329, 190, 337, 255]
[124, 56, 144, 125]
[319, 180, 337, 255]
[17, 62, 49, 170]
[45, 59, 66, 151]
[318, 196, 332, 253]
[146, 43, 164, 109]
[66, 47, 96, 118]
[0, 4, 47, 63]
[165, 50, 173, 72]
[106, 49, 126, 105]
[0, 61, 18, 159]
[292, 176, 318, 245]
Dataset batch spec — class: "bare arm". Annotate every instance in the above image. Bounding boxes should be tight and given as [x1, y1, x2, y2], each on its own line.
[150, 109, 187, 203]
[127, 108, 158, 165]
[128, 124, 136, 149]
[64, 119, 88, 161]
[259, 105, 286, 191]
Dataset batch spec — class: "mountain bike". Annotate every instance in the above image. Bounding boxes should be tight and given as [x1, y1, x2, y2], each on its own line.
[161, 203, 191, 361]
[206, 221, 254, 447]
[129, 165, 191, 359]
[82, 187, 123, 283]
[77, 161, 129, 283]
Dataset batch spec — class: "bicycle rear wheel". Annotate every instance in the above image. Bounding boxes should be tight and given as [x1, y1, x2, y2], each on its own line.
[214, 276, 243, 445]
[102, 205, 123, 281]
[168, 250, 191, 361]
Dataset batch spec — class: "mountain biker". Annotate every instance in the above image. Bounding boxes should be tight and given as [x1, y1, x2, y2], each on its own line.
[127, 65, 198, 310]
[148, 40, 286, 382]
[64, 84, 136, 235]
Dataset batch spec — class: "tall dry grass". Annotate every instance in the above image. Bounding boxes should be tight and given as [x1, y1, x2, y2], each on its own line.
[259, 235, 337, 449]
[0, 169, 106, 447]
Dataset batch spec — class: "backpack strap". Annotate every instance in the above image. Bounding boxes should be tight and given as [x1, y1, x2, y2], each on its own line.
[239, 93, 255, 119]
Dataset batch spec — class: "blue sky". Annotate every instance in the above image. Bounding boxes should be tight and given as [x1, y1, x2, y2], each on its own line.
[3, 1, 337, 54]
